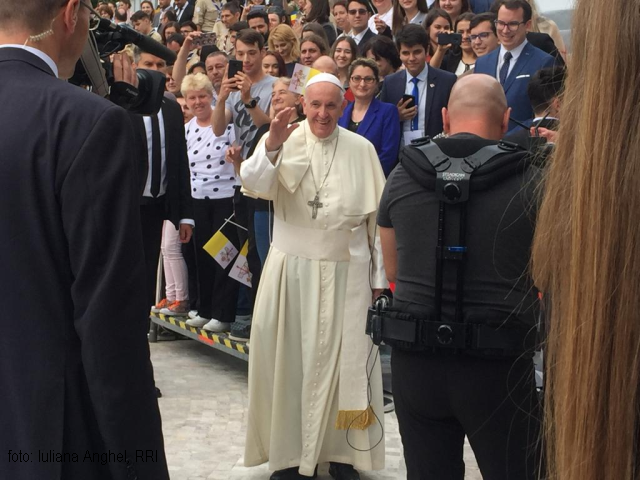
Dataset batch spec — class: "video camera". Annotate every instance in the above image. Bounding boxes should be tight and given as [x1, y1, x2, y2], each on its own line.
[69, 19, 178, 116]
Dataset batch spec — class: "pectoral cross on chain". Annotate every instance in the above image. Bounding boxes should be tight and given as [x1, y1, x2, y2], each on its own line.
[307, 194, 323, 219]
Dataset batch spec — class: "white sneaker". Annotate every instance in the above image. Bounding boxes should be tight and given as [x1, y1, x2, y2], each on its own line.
[188, 310, 198, 319]
[203, 319, 231, 333]
[186, 315, 210, 328]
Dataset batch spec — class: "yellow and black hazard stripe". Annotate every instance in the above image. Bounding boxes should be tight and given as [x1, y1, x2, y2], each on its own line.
[150, 312, 249, 356]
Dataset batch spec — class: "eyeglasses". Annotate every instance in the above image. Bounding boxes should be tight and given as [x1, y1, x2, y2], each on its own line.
[494, 20, 526, 31]
[79, 1, 101, 31]
[469, 32, 493, 41]
[350, 75, 376, 85]
[348, 8, 368, 15]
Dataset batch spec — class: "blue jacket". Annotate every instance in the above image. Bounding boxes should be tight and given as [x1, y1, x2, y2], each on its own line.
[338, 98, 401, 177]
[379, 66, 457, 140]
[470, 0, 493, 12]
[474, 42, 555, 129]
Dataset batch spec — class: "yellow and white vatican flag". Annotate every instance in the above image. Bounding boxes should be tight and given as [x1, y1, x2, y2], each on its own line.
[229, 240, 252, 287]
[203, 227, 239, 269]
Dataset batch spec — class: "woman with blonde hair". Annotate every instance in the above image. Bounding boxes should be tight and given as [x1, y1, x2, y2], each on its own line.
[532, 0, 640, 478]
[180, 73, 240, 332]
[523, 0, 566, 60]
[268, 24, 301, 76]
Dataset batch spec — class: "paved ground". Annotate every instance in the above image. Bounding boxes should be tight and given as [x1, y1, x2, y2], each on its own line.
[151, 338, 482, 480]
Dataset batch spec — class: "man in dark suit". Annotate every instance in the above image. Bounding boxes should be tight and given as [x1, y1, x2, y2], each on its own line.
[474, 0, 555, 131]
[506, 66, 564, 148]
[131, 48, 194, 313]
[0, 1, 169, 479]
[347, 0, 377, 55]
[380, 24, 457, 142]
[174, 0, 194, 23]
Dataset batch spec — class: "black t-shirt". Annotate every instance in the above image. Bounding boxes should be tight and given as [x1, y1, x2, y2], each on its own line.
[377, 134, 540, 327]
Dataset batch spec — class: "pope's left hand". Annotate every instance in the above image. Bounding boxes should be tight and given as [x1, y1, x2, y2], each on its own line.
[179, 224, 193, 243]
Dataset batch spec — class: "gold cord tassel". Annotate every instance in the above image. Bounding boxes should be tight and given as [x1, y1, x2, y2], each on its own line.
[334, 407, 375, 430]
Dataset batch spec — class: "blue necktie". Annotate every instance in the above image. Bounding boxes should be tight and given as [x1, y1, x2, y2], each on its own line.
[499, 51, 512, 86]
[411, 77, 420, 131]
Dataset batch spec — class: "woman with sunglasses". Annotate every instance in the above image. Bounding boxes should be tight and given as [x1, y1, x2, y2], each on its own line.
[430, 12, 477, 75]
[338, 58, 400, 177]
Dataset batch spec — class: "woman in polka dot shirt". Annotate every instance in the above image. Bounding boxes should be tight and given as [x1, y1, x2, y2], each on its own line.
[181, 73, 240, 333]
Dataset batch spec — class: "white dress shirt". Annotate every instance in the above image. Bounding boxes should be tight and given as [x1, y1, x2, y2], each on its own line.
[0, 45, 58, 77]
[496, 39, 528, 80]
[403, 64, 429, 135]
[350, 28, 370, 45]
[143, 109, 168, 198]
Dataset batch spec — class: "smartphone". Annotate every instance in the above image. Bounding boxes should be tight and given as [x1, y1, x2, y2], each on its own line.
[250, 4, 266, 10]
[402, 94, 416, 109]
[437, 32, 463, 46]
[228, 60, 244, 80]
[192, 32, 217, 48]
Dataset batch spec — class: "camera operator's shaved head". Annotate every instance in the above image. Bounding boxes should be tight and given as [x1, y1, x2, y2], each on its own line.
[442, 74, 511, 140]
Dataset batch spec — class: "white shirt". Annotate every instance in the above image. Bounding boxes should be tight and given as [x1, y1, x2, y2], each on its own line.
[349, 28, 370, 45]
[403, 64, 429, 135]
[143, 109, 168, 198]
[367, 6, 393, 33]
[0, 45, 58, 77]
[496, 39, 528, 80]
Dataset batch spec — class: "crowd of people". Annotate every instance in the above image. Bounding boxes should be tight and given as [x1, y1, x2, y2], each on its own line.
[2, 0, 586, 478]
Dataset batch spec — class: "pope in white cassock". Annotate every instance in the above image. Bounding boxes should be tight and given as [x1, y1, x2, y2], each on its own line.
[239, 73, 388, 480]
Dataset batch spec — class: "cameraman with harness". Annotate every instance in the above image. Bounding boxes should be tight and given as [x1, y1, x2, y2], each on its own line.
[375, 75, 541, 480]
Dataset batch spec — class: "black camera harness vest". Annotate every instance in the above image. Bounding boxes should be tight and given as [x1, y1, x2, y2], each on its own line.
[367, 138, 537, 356]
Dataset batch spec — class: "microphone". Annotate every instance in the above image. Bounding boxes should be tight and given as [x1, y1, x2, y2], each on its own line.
[96, 19, 177, 65]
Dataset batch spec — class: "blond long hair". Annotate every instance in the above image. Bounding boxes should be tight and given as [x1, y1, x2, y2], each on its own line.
[532, 0, 640, 478]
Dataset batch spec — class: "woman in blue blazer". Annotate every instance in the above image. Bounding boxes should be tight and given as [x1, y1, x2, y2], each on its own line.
[338, 58, 401, 177]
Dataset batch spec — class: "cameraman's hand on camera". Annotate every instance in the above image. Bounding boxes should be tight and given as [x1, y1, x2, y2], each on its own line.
[397, 97, 417, 122]
[236, 72, 253, 104]
[112, 53, 138, 88]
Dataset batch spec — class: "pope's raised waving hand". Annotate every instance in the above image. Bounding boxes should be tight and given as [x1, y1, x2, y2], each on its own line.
[265, 107, 300, 156]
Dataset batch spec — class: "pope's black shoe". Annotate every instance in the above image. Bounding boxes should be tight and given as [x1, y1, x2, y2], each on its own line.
[270, 466, 318, 479]
[328, 462, 360, 480]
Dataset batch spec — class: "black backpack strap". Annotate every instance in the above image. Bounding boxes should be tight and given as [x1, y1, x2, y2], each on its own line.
[409, 139, 522, 325]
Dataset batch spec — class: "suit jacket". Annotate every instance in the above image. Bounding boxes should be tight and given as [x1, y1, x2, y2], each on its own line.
[176, 3, 195, 23]
[474, 42, 555, 129]
[130, 97, 193, 228]
[0, 48, 168, 480]
[527, 31, 565, 67]
[379, 65, 457, 139]
[338, 98, 401, 176]
[357, 28, 377, 55]
[470, 0, 493, 13]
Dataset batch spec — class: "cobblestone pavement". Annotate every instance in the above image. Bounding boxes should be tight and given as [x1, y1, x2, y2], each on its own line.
[150, 339, 482, 480]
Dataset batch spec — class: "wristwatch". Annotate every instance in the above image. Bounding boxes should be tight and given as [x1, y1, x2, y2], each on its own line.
[244, 98, 258, 109]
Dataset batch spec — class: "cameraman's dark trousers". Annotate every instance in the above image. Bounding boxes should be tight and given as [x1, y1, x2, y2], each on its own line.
[392, 349, 541, 480]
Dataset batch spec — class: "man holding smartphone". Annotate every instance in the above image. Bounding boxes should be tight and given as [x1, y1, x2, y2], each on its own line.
[380, 24, 456, 144]
[210, 28, 276, 340]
